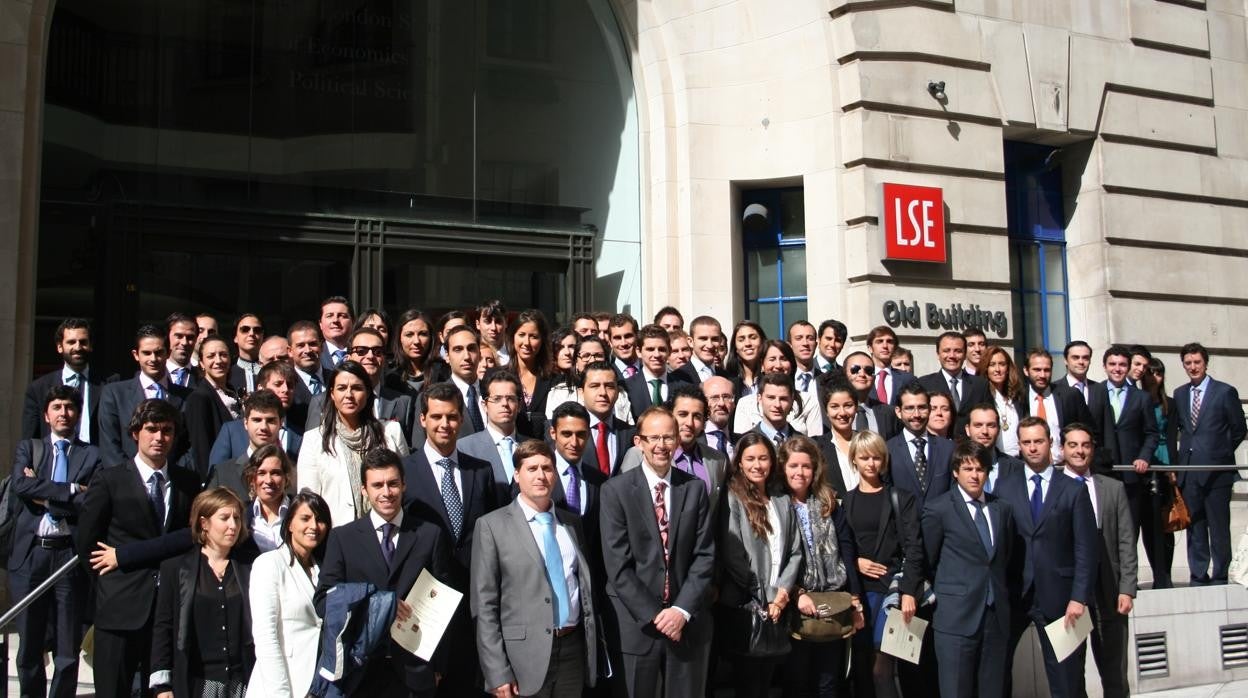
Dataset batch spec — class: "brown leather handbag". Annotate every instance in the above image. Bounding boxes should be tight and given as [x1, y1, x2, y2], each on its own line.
[1163, 475, 1191, 533]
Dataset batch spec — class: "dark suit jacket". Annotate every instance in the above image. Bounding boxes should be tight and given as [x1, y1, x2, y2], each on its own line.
[8, 437, 102, 571]
[401, 448, 499, 585]
[582, 417, 637, 477]
[885, 431, 954, 509]
[878, 368, 916, 406]
[75, 461, 202, 630]
[995, 469, 1099, 620]
[97, 377, 192, 466]
[918, 370, 992, 432]
[1173, 377, 1246, 488]
[207, 452, 249, 504]
[315, 513, 451, 693]
[1017, 382, 1094, 441]
[21, 367, 111, 445]
[1086, 382, 1160, 482]
[814, 432, 851, 495]
[206, 419, 303, 472]
[598, 466, 715, 655]
[670, 361, 728, 386]
[184, 381, 238, 482]
[922, 488, 1013, 638]
[622, 372, 690, 420]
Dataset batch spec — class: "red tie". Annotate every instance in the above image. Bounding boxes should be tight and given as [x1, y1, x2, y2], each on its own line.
[595, 422, 612, 476]
[654, 482, 670, 602]
[876, 369, 888, 403]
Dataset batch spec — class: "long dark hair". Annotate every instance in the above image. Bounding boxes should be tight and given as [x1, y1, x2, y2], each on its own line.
[1144, 357, 1169, 416]
[393, 308, 434, 380]
[728, 431, 776, 539]
[320, 360, 385, 455]
[507, 309, 552, 378]
[281, 490, 332, 567]
[725, 320, 767, 384]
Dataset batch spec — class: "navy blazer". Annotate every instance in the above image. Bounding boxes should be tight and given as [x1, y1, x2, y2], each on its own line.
[96, 377, 192, 466]
[917, 370, 992, 432]
[995, 468, 1099, 620]
[205, 419, 304, 478]
[922, 487, 1014, 638]
[880, 368, 917, 406]
[885, 431, 954, 509]
[1173, 377, 1246, 488]
[21, 367, 112, 445]
[1086, 382, 1160, 482]
[8, 437, 102, 571]
[183, 381, 238, 483]
[400, 448, 499, 586]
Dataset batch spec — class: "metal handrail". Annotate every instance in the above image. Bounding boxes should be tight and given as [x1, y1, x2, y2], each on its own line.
[1109, 464, 1246, 472]
[0, 554, 79, 630]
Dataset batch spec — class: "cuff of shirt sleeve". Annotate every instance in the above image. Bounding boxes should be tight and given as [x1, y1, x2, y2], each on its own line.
[672, 606, 691, 622]
[149, 671, 171, 689]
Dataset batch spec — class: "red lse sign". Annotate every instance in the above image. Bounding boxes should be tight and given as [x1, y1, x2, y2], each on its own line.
[883, 183, 946, 263]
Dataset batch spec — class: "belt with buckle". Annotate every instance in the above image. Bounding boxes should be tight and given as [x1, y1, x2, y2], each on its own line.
[553, 625, 580, 638]
[35, 536, 72, 550]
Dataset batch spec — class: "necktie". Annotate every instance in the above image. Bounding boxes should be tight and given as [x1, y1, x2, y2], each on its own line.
[912, 436, 928, 490]
[1035, 393, 1048, 421]
[798, 372, 812, 392]
[1111, 387, 1124, 422]
[309, 373, 323, 395]
[855, 409, 869, 432]
[595, 422, 611, 476]
[172, 367, 188, 387]
[45, 440, 70, 527]
[1030, 473, 1044, 523]
[876, 370, 888, 403]
[949, 376, 961, 410]
[624, 364, 638, 379]
[1191, 387, 1202, 429]
[499, 436, 515, 478]
[148, 470, 166, 531]
[1075, 381, 1086, 402]
[380, 522, 396, 567]
[564, 465, 581, 514]
[333, 349, 347, 366]
[65, 372, 81, 390]
[653, 482, 670, 602]
[151, 382, 166, 401]
[534, 512, 571, 627]
[774, 430, 786, 449]
[466, 384, 485, 432]
[438, 458, 464, 539]
[971, 500, 995, 604]
[710, 430, 726, 454]
[649, 379, 662, 406]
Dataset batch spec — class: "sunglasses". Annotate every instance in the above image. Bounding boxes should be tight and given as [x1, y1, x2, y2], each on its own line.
[238, 325, 264, 334]
[848, 364, 876, 376]
[349, 346, 387, 357]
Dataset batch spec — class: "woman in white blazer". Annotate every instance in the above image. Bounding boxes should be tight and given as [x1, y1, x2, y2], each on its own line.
[297, 360, 408, 526]
[246, 491, 332, 698]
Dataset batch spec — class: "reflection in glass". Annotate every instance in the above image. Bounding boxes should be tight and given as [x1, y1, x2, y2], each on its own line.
[747, 250, 779, 300]
[780, 247, 807, 298]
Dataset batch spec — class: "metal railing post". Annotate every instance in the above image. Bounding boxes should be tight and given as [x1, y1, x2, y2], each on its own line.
[0, 555, 80, 698]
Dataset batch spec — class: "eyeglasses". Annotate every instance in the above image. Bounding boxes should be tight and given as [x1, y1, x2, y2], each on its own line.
[578, 352, 606, 360]
[484, 395, 520, 405]
[899, 405, 930, 414]
[238, 325, 264, 334]
[848, 364, 876, 376]
[349, 346, 387, 357]
[706, 394, 734, 404]
[637, 435, 678, 446]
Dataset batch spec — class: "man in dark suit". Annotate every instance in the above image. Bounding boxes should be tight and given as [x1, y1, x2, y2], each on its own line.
[608, 314, 643, 380]
[318, 295, 354, 373]
[426, 325, 485, 442]
[839, 352, 902, 438]
[623, 324, 689, 419]
[579, 362, 636, 476]
[96, 324, 192, 466]
[1174, 342, 1247, 586]
[288, 320, 328, 408]
[163, 312, 199, 390]
[922, 440, 1014, 698]
[21, 318, 108, 445]
[207, 389, 285, 500]
[886, 383, 954, 509]
[208, 364, 304, 466]
[401, 381, 499, 696]
[672, 315, 727, 385]
[227, 312, 264, 394]
[599, 406, 715, 697]
[787, 320, 820, 395]
[962, 403, 1025, 494]
[1019, 348, 1094, 464]
[963, 328, 987, 376]
[748, 372, 801, 446]
[303, 328, 415, 441]
[8, 385, 102, 698]
[316, 448, 451, 698]
[1061, 423, 1137, 698]
[1060, 340, 1098, 404]
[996, 417, 1099, 698]
[867, 326, 915, 405]
[547, 403, 608, 537]
[815, 319, 847, 374]
[918, 331, 992, 433]
[76, 398, 202, 698]
[457, 370, 533, 501]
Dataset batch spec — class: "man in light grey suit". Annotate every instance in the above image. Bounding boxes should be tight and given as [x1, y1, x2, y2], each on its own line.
[1061, 423, 1136, 698]
[471, 439, 598, 698]
[620, 384, 727, 524]
[458, 370, 532, 502]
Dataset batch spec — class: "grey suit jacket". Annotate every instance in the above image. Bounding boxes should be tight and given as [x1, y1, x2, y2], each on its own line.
[207, 453, 249, 505]
[470, 500, 597, 695]
[717, 491, 803, 608]
[1090, 473, 1138, 602]
[619, 443, 728, 523]
[457, 429, 533, 498]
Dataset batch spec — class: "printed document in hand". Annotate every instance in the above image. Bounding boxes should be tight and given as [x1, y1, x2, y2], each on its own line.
[391, 569, 463, 661]
[1044, 611, 1093, 662]
[880, 608, 928, 665]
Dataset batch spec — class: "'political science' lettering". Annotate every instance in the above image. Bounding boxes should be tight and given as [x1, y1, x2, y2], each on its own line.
[882, 300, 1008, 338]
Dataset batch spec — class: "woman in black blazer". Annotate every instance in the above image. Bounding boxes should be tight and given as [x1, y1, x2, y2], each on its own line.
[814, 376, 864, 497]
[184, 337, 241, 481]
[508, 309, 554, 438]
[151, 487, 254, 698]
[842, 430, 926, 698]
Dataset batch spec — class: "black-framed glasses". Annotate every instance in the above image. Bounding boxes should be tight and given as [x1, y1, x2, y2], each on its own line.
[238, 325, 264, 334]
[578, 352, 606, 360]
[349, 346, 387, 357]
[848, 364, 876, 376]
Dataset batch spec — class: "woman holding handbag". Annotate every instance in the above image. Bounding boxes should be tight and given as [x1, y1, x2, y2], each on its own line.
[779, 435, 864, 698]
[716, 431, 804, 698]
[1145, 357, 1180, 588]
[843, 430, 926, 698]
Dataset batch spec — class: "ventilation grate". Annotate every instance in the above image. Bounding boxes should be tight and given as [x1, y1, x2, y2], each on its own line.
[1136, 632, 1169, 679]
[1221, 624, 1248, 669]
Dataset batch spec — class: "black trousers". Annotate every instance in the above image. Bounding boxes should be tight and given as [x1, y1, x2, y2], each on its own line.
[1126, 478, 1175, 588]
[92, 625, 155, 698]
[782, 638, 848, 698]
[1086, 599, 1130, 698]
[9, 544, 85, 698]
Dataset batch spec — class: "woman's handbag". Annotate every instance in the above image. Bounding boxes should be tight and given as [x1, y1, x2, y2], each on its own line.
[717, 601, 794, 657]
[793, 590, 856, 642]
[1162, 475, 1191, 533]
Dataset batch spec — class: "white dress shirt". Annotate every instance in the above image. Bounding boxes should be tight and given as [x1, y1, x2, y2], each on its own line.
[450, 374, 482, 416]
[1063, 468, 1099, 527]
[834, 441, 859, 491]
[638, 462, 689, 620]
[134, 455, 171, 526]
[993, 390, 1020, 456]
[138, 373, 171, 399]
[588, 414, 619, 470]
[689, 356, 715, 383]
[423, 441, 464, 500]
[1064, 374, 1090, 403]
[703, 423, 734, 460]
[516, 497, 581, 628]
[640, 368, 670, 404]
[1025, 465, 1055, 504]
[251, 496, 291, 553]
[1028, 386, 1062, 463]
[765, 501, 783, 587]
[958, 485, 993, 544]
[61, 364, 91, 443]
[295, 367, 320, 394]
[370, 507, 404, 549]
[903, 428, 930, 464]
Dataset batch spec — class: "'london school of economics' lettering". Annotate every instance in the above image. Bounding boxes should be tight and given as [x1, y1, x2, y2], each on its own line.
[883, 183, 946, 263]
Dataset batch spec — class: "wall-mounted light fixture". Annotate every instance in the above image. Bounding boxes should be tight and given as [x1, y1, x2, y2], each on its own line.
[927, 80, 947, 101]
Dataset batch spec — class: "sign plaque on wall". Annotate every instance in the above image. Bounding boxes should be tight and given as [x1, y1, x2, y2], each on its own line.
[882, 183, 946, 263]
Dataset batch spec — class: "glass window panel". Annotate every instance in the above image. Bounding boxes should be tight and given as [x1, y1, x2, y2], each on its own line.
[747, 250, 779, 300]
[780, 190, 805, 240]
[1009, 244, 1021, 289]
[1021, 292, 1043, 352]
[780, 247, 807, 298]
[1016, 243, 1040, 289]
[383, 248, 566, 323]
[749, 302, 781, 339]
[1044, 243, 1066, 292]
[1010, 291, 1025, 355]
[782, 301, 808, 328]
[1045, 294, 1069, 351]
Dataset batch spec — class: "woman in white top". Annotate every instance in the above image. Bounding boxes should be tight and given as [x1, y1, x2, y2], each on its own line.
[814, 376, 862, 496]
[726, 320, 766, 397]
[297, 360, 408, 526]
[246, 491, 331, 698]
[982, 345, 1024, 457]
[716, 432, 803, 698]
[732, 341, 822, 436]
[243, 444, 292, 554]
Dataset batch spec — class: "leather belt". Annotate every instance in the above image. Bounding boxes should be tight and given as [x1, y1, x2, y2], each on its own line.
[553, 625, 580, 638]
[35, 536, 72, 550]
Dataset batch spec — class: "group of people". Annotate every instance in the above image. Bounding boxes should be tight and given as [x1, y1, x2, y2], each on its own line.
[8, 298, 1245, 698]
